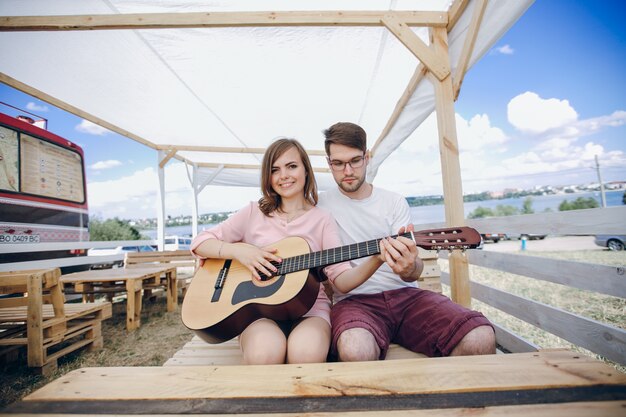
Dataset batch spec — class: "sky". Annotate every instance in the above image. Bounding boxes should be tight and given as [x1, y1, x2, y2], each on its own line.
[1, 0, 625, 220]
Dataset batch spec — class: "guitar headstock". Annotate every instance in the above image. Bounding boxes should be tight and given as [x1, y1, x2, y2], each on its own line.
[412, 227, 481, 251]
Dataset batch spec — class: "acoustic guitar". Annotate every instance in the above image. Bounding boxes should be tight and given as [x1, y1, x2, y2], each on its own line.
[182, 226, 481, 344]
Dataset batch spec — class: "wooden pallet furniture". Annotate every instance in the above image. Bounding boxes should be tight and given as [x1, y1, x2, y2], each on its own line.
[165, 336, 428, 366]
[124, 250, 196, 296]
[4, 349, 624, 415]
[61, 266, 177, 331]
[0, 268, 112, 376]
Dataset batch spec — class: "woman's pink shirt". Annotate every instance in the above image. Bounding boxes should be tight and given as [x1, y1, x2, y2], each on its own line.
[190, 202, 351, 325]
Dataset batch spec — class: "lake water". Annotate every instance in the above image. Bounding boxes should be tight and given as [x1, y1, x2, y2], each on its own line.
[410, 189, 624, 225]
[142, 190, 624, 238]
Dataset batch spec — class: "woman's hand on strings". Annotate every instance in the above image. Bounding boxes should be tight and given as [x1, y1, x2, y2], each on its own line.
[234, 243, 282, 281]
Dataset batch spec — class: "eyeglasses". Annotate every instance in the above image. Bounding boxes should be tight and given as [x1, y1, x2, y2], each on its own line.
[327, 154, 365, 171]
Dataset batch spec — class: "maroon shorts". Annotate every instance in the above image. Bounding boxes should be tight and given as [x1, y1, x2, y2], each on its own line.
[330, 287, 493, 359]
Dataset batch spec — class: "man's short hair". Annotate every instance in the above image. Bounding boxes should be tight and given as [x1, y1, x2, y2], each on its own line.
[323, 122, 367, 155]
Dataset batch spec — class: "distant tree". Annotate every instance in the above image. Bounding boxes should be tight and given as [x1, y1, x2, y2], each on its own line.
[467, 206, 495, 219]
[463, 191, 492, 202]
[468, 204, 522, 219]
[558, 197, 599, 211]
[494, 204, 519, 217]
[90, 217, 144, 241]
[521, 197, 534, 214]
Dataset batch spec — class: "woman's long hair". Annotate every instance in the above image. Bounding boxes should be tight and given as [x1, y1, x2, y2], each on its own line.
[258, 138, 318, 216]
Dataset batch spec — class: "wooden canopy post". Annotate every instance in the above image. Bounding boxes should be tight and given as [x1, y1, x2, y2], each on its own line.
[428, 27, 471, 307]
[190, 163, 200, 239]
[156, 150, 166, 251]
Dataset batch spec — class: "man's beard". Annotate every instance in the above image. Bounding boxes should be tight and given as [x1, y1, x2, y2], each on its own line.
[338, 175, 366, 193]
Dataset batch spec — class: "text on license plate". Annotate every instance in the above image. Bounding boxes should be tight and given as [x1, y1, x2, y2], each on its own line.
[0, 234, 41, 243]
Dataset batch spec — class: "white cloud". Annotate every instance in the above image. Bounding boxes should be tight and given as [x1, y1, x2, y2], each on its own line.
[76, 119, 109, 135]
[376, 100, 626, 197]
[493, 44, 514, 55]
[507, 92, 578, 133]
[568, 110, 626, 138]
[579, 142, 605, 160]
[87, 163, 261, 219]
[89, 160, 122, 170]
[377, 112, 508, 196]
[457, 113, 508, 152]
[26, 102, 49, 112]
[85, 105, 625, 220]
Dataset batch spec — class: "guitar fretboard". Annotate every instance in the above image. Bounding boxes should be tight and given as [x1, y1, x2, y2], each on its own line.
[270, 232, 414, 278]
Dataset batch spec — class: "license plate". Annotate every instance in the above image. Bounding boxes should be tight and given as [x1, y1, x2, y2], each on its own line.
[0, 234, 41, 244]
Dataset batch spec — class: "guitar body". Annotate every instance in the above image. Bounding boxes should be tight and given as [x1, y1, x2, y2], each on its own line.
[182, 236, 320, 344]
[182, 226, 481, 344]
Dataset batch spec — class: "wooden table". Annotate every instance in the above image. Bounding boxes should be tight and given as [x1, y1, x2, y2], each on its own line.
[61, 266, 177, 331]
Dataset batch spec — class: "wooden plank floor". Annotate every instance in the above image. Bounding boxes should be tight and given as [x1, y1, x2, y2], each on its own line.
[3, 349, 625, 415]
[1, 402, 625, 417]
[164, 336, 427, 366]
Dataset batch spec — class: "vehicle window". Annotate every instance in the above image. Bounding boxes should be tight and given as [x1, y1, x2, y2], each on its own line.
[165, 238, 175, 244]
[178, 238, 184, 244]
[0, 126, 19, 192]
[20, 133, 85, 203]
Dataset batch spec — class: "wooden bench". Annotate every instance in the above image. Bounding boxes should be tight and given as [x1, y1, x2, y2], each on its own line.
[124, 250, 196, 296]
[0, 268, 112, 375]
[6, 349, 625, 415]
[166, 248, 441, 366]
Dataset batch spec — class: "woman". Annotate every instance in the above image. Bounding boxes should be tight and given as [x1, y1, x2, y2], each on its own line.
[191, 138, 383, 364]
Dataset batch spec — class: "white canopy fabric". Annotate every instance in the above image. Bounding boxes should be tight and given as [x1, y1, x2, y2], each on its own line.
[0, 0, 533, 191]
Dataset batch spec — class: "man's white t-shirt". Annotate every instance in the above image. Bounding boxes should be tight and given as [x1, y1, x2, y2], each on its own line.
[318, 186, 418, 303]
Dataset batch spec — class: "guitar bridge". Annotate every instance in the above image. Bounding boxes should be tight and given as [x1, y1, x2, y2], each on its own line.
[211, 259, 232, 303]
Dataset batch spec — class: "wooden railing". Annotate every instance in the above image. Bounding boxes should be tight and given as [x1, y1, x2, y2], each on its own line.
[424, 206, 626, 366]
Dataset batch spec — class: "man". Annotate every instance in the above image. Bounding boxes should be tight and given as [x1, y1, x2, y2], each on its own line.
[318, 122, 496, 361]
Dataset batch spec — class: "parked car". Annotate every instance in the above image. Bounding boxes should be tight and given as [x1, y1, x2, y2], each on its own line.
[507, 233, 548, 241]
[594, 235, 625, 251]
[88, 245, 155, 268]
[164, 235, 192, 251]
[480, 233, 506, 243]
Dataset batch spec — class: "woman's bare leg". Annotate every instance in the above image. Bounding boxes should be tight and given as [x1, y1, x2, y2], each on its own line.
[240, 318, 287, 365]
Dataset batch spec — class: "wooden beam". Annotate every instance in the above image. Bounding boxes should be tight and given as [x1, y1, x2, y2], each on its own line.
[447, 0, 471, 32]
[16, 350, 626, 408]
[158, 145, 326, 156]
[0, 11, 448, 32]
[428, 26, 470, 307]
[467, 250, 626, 299]
[197, 162, 330, 173]
[374, 1, 469, 152]
[453, 0, 487, 100]
[0, 72, 158, 151]
[158, 149, 177, 169]
[381, 15, 450, 81]
[371, 63, 427, 155]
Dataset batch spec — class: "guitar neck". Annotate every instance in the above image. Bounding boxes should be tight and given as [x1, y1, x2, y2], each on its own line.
[275, 232, 414, 277]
